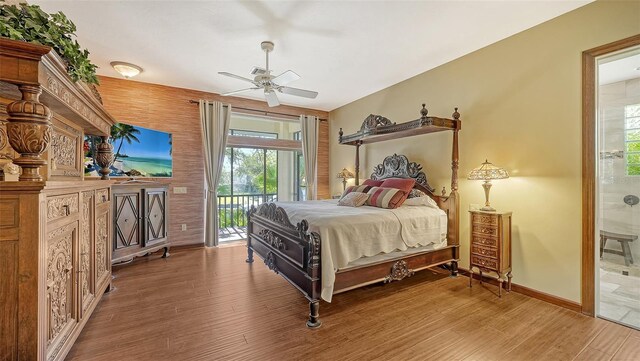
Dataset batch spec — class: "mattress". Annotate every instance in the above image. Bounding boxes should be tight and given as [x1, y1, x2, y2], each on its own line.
[276, 199, 447, 302]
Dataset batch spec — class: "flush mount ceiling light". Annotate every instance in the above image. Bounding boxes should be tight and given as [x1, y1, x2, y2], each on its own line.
[110, 61, 143, 79]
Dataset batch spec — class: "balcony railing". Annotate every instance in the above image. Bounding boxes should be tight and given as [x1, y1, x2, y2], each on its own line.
[217, 193, 277, 241]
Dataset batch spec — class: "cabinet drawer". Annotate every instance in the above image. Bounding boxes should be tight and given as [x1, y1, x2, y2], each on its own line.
[472, 224, 498, 238]
[471, 255, 498, 271]
[472, 213, 498, 226]
[95, 188, 110, 204]
[471, 244, 498, 259]
[47, 193, 79, 222]
[472, 235, 498, 248]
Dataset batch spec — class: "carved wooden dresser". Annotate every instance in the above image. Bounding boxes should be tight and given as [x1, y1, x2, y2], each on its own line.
[468, 210, 512, 297]
[0, 38, 117, 361]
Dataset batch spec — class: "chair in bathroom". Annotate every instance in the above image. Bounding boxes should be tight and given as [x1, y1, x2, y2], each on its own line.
[600, 230, 637, 267]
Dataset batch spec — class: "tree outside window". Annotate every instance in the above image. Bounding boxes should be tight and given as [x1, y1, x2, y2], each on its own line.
[625, 104, 640, 176]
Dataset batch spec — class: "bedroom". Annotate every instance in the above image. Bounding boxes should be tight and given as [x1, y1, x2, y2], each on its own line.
[0, 0, 639, 360]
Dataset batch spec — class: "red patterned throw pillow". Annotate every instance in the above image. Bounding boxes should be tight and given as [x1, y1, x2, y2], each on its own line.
[362, 179, 384, 187]
[340, 185, 372, 200]
[365, 187, 407, 209]
[380, 178, 416, 205]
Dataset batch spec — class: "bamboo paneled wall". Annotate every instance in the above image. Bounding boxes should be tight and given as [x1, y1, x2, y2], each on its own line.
[317, 119, 330, 199]
[97, 76, 329, 246]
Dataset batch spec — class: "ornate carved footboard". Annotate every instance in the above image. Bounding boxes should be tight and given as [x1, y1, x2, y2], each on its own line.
[246, 203, 323, 328]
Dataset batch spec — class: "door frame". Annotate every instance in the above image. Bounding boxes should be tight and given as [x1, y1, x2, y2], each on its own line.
[581, 34, 640, 316]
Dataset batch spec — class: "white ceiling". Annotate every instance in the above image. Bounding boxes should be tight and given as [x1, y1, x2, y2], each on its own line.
[34, 0, 592, 111]
[599, 53, 640, 85]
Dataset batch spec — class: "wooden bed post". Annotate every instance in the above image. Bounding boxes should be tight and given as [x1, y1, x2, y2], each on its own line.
[307, 301, 321, 328]
[451, 108, 460, 192]
[450, 108, 461, 276]
[246, 206, 255, 263]
[355, 140, 361, 185]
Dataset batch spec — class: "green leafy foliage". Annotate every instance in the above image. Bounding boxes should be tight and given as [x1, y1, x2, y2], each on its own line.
[0, 1, 99, 84]
[627, 141, 640, 153]
[219, 148, 278, 195]
[627, 130, 640, 141]
[217, 147, 279, 229]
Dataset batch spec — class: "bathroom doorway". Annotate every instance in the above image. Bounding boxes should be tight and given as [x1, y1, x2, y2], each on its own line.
[594, 44, 640, 330]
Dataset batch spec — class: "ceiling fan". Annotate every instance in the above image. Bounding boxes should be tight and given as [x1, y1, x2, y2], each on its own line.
[218, 41, 318, 107]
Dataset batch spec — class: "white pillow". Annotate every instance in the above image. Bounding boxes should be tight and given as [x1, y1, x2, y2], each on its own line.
[403, 195, 439, 209]
[338, 192, 369, 207]
[408, 189, 427, 198]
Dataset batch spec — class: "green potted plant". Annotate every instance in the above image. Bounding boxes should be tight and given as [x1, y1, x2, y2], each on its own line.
[0, 1, 100, 87]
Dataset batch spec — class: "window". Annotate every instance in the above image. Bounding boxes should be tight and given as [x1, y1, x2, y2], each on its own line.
[228, 129, 278, 139]
[625, 104, 640, 176]
[217, 132, 278, 238]
[219, 129, 279, 196]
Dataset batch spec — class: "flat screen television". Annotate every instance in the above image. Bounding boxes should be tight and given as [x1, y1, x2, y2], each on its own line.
[84, 123, 173, 178]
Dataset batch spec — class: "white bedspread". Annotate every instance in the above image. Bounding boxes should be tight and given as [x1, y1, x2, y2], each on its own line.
[275, 200, 447, 302]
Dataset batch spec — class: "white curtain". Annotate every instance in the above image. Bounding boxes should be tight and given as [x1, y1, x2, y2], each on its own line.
[300, 115, 319, 200]
[199, 100, 231, 247]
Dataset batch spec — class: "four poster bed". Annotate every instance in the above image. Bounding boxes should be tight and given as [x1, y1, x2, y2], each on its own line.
[246, 104, 461, 327]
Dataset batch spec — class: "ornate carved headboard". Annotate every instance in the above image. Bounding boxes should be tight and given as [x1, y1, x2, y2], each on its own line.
[370, 154, 436, 194]
[369, 153, 459, 248]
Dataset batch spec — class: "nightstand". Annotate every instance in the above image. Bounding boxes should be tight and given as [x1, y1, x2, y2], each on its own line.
[468, 210, 512, 297]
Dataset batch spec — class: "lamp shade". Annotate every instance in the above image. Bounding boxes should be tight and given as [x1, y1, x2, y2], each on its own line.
[336, 168, 355, 179]
[468, 160, 509, 180]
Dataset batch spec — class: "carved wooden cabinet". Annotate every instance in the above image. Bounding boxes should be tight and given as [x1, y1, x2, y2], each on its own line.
[0, 39, 116, 361]
[468, 210, 512, 297]
[112, 183, 169, 263]
[0, 182, 113, 361]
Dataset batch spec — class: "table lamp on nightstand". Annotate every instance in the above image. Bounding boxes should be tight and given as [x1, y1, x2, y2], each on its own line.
[467, 159, 509, 212]
[337, 168, 355, 191]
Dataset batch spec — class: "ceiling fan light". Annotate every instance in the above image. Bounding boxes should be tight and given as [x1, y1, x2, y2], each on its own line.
[111, 61, 143, 79]
[218, 41, 318, 106]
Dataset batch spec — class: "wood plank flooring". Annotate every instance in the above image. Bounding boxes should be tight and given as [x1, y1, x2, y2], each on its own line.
[66, 246, 640, 361]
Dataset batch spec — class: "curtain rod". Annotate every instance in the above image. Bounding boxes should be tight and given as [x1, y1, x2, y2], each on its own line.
[188, 100, 327, 122]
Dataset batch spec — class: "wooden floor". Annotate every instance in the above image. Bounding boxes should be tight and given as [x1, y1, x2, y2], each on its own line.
[67, 246, 640, 361]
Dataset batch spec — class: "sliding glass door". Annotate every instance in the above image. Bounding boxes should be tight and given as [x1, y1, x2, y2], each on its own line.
[217, 127, 304, 242]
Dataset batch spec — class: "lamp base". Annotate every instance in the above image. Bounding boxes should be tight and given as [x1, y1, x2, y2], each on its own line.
[481, 181, 495, 212]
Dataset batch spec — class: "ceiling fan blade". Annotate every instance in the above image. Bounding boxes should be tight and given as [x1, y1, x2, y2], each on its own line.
[272, 70, 300, 86]
[279, 86, 318, 99]
[218, 72, 256, 84]
[221, 87, 260, 96]
[264, 90, 280, 107]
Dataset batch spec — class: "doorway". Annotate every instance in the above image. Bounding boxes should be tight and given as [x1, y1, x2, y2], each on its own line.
[216, 114, 306, 243]
[582, 34, 640, 329]
[596, 47, 640, 329]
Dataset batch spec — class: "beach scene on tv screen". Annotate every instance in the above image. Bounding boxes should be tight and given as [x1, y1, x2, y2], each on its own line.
[84, 123, 173, 177]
